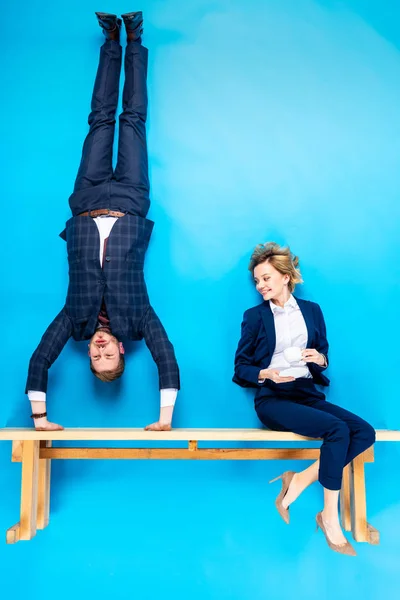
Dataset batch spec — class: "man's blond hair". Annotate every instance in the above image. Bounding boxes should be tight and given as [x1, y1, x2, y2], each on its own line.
[90, 355, 125, 382]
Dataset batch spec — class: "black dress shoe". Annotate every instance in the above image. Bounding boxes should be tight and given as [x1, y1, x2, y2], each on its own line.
[121, 11, 143, 43]
[95, 12, 122, 42]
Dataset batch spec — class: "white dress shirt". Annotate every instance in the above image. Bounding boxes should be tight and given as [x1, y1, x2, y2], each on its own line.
[28, 217, 177, 409]
[267, 295, 312, 378]
[94, 215, 118, 265]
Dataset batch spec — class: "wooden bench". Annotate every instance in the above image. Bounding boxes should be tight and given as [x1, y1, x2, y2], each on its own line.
[1, 428, 399, 545]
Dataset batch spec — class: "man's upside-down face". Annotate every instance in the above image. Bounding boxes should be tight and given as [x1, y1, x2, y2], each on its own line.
[88, 330, 125, 373]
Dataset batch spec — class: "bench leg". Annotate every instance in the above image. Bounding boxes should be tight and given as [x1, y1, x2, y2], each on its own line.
[367, 524, 380, 545]
[350, 450, 380, 544]
[37, 441, 52, 530]
[340, 464, 351, 532]
[6, 440, 40, 543]
[350, 453, 368, 542]
[12, 440, 23, 462]
[6, 524, 20, 544]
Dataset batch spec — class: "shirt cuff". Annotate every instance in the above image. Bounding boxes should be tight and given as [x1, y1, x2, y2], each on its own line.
[160, 388, 178, 408]
[27, 390, 47, 402]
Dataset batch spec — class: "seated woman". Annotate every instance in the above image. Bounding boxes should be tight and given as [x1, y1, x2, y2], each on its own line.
[233, 242, 375, 556]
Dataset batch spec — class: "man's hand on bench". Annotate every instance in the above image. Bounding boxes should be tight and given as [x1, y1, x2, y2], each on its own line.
[144, 405, 174, 431]
[144, 421, 172, 431]
[34, 419, 64, 432]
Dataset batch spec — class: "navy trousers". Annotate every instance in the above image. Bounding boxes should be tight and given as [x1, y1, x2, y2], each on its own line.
[255, 380, 375, 490]
[69, 40, 150, 217]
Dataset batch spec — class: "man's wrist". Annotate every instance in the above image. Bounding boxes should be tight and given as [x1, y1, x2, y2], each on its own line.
[28, 390, 47, 402]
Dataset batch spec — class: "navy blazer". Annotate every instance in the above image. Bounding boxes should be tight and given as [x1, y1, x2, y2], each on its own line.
[26, 214, 180, 393]
[233, 297, 330, 392]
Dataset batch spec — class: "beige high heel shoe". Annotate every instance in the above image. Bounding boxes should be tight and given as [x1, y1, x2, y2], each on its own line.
[269, 471, 296, 524]
[315, 512, 357, 556]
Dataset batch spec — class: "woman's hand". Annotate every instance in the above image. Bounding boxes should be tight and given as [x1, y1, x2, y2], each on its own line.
[259, 368, 296, 384]
[301, 349, 326, 366]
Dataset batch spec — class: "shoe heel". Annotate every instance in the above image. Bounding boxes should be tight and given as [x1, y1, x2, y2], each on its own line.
[269, 475, 283, 484]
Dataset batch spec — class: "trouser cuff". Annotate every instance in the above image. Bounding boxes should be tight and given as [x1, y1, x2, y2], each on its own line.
[319, 472, 341, 491]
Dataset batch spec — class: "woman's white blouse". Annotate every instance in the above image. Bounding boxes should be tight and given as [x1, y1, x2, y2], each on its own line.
[267, 295, 312, 378]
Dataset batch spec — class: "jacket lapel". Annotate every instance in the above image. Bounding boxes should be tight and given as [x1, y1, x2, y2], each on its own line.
[260, 302, 276, 357]
[295, 297, 315, 347]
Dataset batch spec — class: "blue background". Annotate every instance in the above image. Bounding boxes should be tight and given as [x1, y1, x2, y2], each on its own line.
[1, 0, 400, 597]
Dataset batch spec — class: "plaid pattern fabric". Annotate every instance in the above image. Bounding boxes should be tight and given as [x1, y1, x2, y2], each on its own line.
[25, 308, 73, 393]
[26, 214, 180, 393]
[140, 306, 180, 389]
[64, 213, 153, 328]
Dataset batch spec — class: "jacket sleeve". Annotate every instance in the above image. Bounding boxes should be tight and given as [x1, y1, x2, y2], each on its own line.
[309, 302, 329, 376]
[139, 306, 180, 390]
[233, 311, 263, 388]
[25, 307, 73, 394]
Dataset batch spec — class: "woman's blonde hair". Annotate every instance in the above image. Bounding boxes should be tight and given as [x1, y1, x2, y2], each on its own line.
[248, 242, 303, 293]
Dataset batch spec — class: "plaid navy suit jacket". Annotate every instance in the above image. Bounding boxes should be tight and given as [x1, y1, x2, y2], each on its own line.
[26, 214, 180, 393]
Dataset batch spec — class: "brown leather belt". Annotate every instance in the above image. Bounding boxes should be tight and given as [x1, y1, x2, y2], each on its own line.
[78, 209, 126, 218]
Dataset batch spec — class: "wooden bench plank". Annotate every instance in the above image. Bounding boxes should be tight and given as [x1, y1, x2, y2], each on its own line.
[1, 428, 398, 442]
[9, 442, 377, 463]
[0, 428, 323, 441]
[39, 447, 324, 460]
[374, 430, 400, 441]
